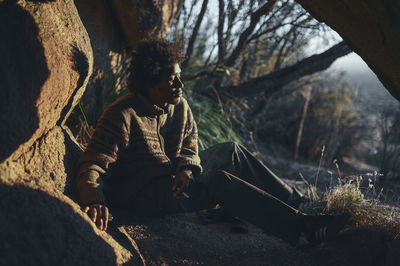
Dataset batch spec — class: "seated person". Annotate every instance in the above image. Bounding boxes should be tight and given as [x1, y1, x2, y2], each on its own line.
[76, 38, 349, 245]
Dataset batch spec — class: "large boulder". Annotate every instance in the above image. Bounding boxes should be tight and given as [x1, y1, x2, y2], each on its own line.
[11, 126, 82, 198]
[0, 162, 138, 265]
[0, 0, 92, 164]
[0, 0, 143, 264]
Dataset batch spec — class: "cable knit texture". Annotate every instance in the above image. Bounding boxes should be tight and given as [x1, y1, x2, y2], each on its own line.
[76, 93, 202, 206]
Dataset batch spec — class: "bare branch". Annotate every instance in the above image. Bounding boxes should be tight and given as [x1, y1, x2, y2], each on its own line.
[279, 32, 300, 67]
[182, 0, 200, 38]
[247, 22, 292, 42]
[182, 0, 209, 68]
[272, 17, 312, 70]
[248, 6, 308, 42]
[203, 42, 218, 67]
[273, 33, 291, 71]
[239, 39, 260, 81]
[217, 0, 226, 63]
[224, 0, 235, 51]
[185, 67, 219, 81]
[254, 0, 291, 32]
[225, 0, 278, 67]
[225, 0, 245, 52]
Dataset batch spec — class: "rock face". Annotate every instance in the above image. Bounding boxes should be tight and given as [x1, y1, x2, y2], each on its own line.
[0, 0, 143, 264]
[0, 0, 92, 163]
[109, 0, 182, 49]
[296, 0, 400, 101]
[12, 126, 82, 198]
[74, 0, 123, 73]
[0, 164, 135, 265]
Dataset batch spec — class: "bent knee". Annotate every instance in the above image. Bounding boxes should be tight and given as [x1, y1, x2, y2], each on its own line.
[210, 170, 235, 185]
[218, 141, 241, 152]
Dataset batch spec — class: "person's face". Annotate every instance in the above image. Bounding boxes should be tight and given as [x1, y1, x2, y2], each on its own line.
[149, 63, 184, 107]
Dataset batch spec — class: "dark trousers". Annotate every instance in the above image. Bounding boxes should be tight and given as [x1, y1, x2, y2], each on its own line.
[112, 142, 304, 236]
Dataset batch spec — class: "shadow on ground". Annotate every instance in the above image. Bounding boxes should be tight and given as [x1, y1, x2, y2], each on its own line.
[118, 212, 399, 266]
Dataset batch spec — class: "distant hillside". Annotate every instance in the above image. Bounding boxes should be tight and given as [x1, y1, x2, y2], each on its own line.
[330, 53, 399, 114]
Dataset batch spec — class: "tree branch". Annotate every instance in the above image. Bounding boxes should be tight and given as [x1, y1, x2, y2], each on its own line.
[181, 0, 199, 38]
[182, 0, 209, 68]
[185, 69, 219, 81]
[217, 0, 226, 63]
[225, 0, 278, 67]
[223, 41, 352, 97]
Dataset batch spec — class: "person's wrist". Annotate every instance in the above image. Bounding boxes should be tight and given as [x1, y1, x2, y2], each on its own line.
[179, 166, 192, 174]
[183, 169, 192, 175]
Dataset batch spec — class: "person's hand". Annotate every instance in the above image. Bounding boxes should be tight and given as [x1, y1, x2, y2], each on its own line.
[172, 169, 192, 198]
[82, 204, 109, 231]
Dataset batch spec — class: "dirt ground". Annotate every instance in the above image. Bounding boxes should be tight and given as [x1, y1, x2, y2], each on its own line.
[118, 212, 398, 266]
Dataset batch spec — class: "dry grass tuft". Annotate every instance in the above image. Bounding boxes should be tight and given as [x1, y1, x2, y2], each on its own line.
[312, 176, 400, 239]
[300, 146, 400, 239]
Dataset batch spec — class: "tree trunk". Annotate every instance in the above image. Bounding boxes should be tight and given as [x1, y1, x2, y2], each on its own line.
[294, 85, 312, 161]
[217, 0, 226, 63]
[183, 0, 209, 68]
[223, 41, 351, 97]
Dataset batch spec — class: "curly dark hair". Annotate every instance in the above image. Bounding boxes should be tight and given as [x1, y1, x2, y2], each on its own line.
[128, 38, 185, 94]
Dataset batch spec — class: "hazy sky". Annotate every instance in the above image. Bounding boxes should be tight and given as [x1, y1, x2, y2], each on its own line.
[331, 51, 399, 108]
[333, 52, 374, 75]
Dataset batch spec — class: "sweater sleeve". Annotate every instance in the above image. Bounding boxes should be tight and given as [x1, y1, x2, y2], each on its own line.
[76, 107, 130, 206]
[175, 103, 202, 175]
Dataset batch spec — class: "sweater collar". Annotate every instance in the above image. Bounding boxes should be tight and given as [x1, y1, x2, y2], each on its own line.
[135, 92, 171, 116]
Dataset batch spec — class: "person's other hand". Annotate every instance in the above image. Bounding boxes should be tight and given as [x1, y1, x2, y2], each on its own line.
[83, 204, 109, 231]
[172, 169, 192, 198]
